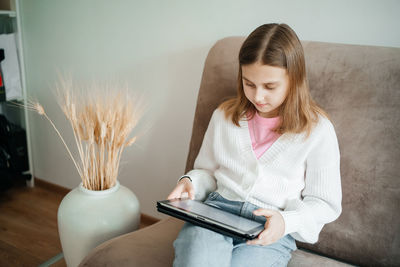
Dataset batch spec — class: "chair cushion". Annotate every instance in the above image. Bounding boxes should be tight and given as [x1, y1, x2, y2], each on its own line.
[289, 249, 355, 267]
[79, 218, 184, 267]
[80, 218, 354, 267]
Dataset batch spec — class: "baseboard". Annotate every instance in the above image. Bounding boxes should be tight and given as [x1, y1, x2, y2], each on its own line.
[34, 177, 160, 225]
[34, 177, 71, 196]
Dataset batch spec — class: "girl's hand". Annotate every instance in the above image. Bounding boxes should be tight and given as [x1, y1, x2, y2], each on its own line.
[246, 209, 285, 246]
[167, 178, 195, 200]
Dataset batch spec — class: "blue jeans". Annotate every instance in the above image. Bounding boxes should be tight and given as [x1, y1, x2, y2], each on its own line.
[173, 191, 297, 267]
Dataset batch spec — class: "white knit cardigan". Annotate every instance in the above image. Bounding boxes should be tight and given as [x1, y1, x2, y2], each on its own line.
[183, 108, 342, 244]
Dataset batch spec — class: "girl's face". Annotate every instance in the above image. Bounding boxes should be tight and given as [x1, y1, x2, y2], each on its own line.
[242, 62, 289, 118]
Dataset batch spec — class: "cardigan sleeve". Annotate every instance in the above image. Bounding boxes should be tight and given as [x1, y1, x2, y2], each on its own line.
[181, 110, 219, 201]
[278, 118, 342, 244]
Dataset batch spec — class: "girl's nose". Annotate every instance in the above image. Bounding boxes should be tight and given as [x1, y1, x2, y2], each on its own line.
[255, 87, 266, 102]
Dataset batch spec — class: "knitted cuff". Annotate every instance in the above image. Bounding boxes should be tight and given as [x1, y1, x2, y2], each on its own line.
[279, 210, 301, 236]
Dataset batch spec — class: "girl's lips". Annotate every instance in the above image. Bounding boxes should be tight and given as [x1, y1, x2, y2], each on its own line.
[256, 103, 267, 108]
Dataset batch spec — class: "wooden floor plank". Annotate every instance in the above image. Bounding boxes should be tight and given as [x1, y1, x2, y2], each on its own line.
[0, 179, 65, 263]
[0, 216, 61, 261]
[0, 240, 42, 267]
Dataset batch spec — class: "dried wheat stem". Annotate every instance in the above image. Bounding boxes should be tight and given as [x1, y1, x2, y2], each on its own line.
[20, 79, 148, 191]
[42, 112, 83, 179]
[69, 106, 87, 182]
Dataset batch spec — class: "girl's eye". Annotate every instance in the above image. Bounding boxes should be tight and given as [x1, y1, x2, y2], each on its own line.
[245, 83, 255, 88]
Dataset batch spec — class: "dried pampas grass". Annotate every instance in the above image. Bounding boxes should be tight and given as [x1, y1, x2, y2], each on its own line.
[16, 78, 146, 191]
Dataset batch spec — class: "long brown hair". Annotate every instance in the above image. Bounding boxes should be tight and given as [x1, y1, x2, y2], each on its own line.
[219, 23, 329, 138]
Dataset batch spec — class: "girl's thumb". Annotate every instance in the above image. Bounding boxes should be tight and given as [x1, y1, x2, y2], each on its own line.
[253, 208, 274, 217]
[188, 189, 195, 200]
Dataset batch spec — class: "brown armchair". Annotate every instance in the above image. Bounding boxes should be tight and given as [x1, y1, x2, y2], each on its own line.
[80, 37, 400, 267]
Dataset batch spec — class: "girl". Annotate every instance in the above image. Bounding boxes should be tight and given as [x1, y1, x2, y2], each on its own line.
[167, 23, 342, 267]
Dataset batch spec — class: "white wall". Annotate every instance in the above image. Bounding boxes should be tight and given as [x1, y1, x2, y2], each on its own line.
[20, 0, 400, 218]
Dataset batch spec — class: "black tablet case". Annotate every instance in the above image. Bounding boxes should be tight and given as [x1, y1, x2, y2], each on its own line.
[157, 201, 262, 240]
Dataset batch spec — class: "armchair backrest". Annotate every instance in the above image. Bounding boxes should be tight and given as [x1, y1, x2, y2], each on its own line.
[185, 37, 400, 266]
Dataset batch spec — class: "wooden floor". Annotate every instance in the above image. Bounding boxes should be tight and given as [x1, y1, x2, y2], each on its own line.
[0, 177, 159, 267]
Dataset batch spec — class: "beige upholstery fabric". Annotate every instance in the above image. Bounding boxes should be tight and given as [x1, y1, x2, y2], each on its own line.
[296, 41, 400, 267]
[80, 218, 354, 267]
[80, 218, 185, 266]
[80, 38, 400, 267]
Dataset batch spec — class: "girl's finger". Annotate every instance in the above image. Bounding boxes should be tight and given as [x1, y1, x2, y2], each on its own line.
[246, 229, 265, 245]
[253, 208, 275, 217]
[166, 193, 176, 200]
[246, 235, 272, 246]
[258, 228, 271, 241]
[167, 188, 182, 199]
[246, 238, 267, 246]
[168, 192, 178, 199]
[188, 190, 195, 200]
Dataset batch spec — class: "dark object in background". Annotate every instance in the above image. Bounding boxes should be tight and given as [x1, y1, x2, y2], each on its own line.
[0, 114, 29, 172]
[0, 114, 30, 191]
[0, 49, 5, 101]
[0, 146, 13, 190]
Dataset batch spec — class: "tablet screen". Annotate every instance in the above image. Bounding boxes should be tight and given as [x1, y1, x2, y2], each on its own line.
[167, 198, 263, 232]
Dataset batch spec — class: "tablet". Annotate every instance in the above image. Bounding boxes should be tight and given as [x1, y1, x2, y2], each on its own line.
[156, 197, 265, 240]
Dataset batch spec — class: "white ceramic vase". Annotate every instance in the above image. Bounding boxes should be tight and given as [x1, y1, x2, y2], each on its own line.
[57, 181, 140, 267]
